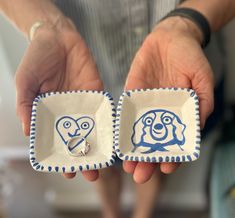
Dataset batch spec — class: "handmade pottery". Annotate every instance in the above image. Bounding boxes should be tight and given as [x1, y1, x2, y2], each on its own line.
[29, 91, 116, 173]
[30, 88, 201, 173]
[114, 88, 200, 163]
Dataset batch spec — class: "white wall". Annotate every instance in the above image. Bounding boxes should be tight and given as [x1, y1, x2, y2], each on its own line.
[0, 15, 28, 159]
[0, 15, 27, 72]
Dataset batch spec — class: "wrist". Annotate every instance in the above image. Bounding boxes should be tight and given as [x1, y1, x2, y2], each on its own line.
[30, 15, 77, 41]
[154, 16, 204, 45]
[30, 15, 84, 54]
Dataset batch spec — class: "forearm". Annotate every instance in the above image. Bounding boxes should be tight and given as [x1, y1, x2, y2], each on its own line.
[179, 0, 235, 31]
[0, 0, 70, 38]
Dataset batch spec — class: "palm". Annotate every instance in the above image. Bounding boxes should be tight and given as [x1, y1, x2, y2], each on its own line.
[128, 30, 211, 89]
[17, 30, 102, 94]
[124, 24, 214, 183]
[16, 29, 102, 180]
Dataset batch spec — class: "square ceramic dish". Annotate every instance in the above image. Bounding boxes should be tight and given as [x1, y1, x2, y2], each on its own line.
[114, 88, 200, 163]
[29, 91, 116, 173]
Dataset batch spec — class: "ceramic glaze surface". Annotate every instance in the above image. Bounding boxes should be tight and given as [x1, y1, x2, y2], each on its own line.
[131, 109, 186, 153]
[29, 91, 116, 173]
[56, 115, 95, 151]
[115, 88, 201, 163]
[30, 88, 200, 173]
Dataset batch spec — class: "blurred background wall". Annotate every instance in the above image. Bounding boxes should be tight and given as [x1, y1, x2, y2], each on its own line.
[0, 13, 235, 218]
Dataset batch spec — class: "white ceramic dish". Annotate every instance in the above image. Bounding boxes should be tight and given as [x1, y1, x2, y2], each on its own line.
[29, 91, 116, 173]
[114, 88, 200, 163]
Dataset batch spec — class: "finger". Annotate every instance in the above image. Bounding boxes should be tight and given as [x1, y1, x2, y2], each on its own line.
[62, 173, 76, 179]
[123, 161, 138, 174]
[15, 45, 42, 136]
[18, 105, 32, 136]
[82, 170, 99, 181]
[199, 97, 214, 129]
[192, 67, 214, 129]
[15, 72, 38, 136]
[133, 162, 157, 184]
[124, 40, 158, 91]
[160, 163, 181, 174]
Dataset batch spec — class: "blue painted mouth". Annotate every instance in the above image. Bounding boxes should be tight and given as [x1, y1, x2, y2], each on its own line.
[152, 129, 163, 135]
[68, 131, 81, 138]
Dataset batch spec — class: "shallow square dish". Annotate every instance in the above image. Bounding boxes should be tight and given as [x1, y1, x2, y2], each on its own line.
[115, 88, 200, 163]
[30, 91, 116, 173]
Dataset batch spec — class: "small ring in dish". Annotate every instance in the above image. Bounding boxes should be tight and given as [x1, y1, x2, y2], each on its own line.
[66, 136, 90, 157]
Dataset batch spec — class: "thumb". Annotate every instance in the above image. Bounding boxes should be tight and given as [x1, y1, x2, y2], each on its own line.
[15, 69, 38, 136]
[192, 68, 214, 129]
[124, 74, 151, 91]
[124, 44, 156, 91]
[124, 61, 152, 91]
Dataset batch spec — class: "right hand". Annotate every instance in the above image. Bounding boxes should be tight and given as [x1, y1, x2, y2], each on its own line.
[123, 17, 214, 183]
[15, 17, 103, 181]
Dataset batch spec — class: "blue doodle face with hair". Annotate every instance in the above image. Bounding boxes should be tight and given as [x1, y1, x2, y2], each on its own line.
[56, 116, 94, 151]
[131, 110, 186, 154]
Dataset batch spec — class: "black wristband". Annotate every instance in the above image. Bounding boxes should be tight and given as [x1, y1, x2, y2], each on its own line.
[161, 8, 211, 48]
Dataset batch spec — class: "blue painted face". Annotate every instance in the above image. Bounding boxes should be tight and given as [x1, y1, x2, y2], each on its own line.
[131, 110, 186, 153]
[56, 116, 94, 150]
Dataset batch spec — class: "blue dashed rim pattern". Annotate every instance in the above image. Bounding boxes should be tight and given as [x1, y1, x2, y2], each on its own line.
[114, 88, 201, 163]
[29, 90, 116, 173]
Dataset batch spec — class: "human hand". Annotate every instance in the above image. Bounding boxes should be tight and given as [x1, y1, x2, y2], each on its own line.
[15, 17, 103, 181]
[123, 17, 214, 183]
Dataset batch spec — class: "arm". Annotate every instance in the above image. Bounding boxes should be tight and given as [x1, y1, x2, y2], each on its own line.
[179, 0, 235, 32]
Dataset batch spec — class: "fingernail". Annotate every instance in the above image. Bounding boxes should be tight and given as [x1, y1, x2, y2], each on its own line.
[22, 123, 26, 135]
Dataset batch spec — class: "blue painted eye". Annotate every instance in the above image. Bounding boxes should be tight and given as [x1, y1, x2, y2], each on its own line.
[81, 122, 90, 130]
[145, 117, 153, 126]
[63, 121, 71, 129]
[162, 116, 172, 124]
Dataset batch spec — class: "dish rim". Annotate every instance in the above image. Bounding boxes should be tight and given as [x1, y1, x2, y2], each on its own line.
[114, 87, 201, 163]
[29, 90, 117, 173]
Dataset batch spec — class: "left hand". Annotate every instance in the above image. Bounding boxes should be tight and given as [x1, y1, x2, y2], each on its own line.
[15, 18, 103, 181]
[123, 17, 214, 183]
